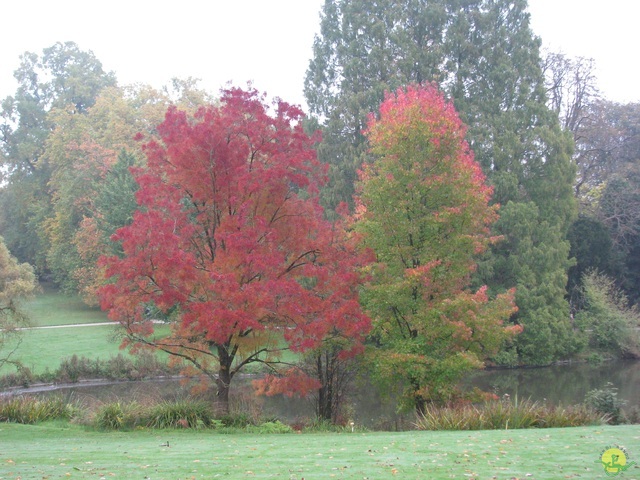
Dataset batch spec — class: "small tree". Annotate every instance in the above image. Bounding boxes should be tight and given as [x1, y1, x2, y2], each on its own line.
[355, 85, 519, 413]
[575, 270, 640, 358]
[99, 87, 371, 414]
[0, 237, 38, 370]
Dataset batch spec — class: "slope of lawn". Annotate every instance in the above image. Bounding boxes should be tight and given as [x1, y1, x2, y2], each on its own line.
[3, 325, 125, 374]
[23, 282, 109, 327]
[2, 284, 172, 376]
[1, 423, 638, 479]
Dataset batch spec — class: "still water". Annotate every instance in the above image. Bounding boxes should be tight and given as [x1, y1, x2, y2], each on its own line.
[463, 359, 640, 410]
[24, 360, 640, 428]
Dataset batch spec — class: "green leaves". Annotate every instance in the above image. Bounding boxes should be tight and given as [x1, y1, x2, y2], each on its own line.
[356, 85, 517, 411]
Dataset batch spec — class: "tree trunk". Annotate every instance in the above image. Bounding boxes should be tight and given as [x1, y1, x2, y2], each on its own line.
[316, 353, 333, 421]
[216, 344, 234, 416]
[412, 379, 427, 417]
[415, 395, 427, 417]
[216, 367, 231, 416]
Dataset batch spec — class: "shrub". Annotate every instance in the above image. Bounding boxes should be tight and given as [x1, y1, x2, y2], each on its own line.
[57, 355, 105, 383]
[0, 352, 176, 388]
[575, 271, 640, 357]
[245, 421, 293, 434]
[104, 354, 136, 380]
[584, 382, 627, 424]
[94, 401, 142, 430]
[218, 412, 255, 428]
[537, 403, 608, 428]
[0, 395, 78, 424]
[92, 399, 220, 430]
[414, 396, 605, 431]
[0, 365, 34, 389]
[143, 399, 214, 429]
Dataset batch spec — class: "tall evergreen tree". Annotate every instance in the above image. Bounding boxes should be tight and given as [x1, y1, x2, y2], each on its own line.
[305, 0, 578, 364]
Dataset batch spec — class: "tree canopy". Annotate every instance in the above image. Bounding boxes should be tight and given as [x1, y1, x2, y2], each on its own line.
[305, 0, 578, 365]
[99, 87, 371, 413]
[355, 84, 518, 412]
[0, 237, 38, 370]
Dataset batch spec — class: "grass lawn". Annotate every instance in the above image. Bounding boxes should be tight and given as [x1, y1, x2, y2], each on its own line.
[2, 325, 125, 375]
[0, 423, 638, 479]
[0, 283, 175, 375]
[1, 324, 173, 375]
[23, 283, 109, 327]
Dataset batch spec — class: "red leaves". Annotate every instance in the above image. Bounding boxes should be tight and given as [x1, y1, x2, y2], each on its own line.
[98, 87, 370, 392]
[253, 368, 322, 398]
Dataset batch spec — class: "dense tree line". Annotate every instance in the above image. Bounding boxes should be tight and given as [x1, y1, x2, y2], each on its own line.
[304, 0, 639, 365]
[1, 1, 639, 419]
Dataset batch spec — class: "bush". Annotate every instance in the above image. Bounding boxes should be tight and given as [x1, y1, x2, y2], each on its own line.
[92, 399, 220, 430]
[57, 355, 105, 383]
[414, 396, 605, 431]
[0, 352, 176, 388]
[0, 395, 78, 424]
[245, 421, 293, 434]
[94, 401, 143, 430]
[218, 412, 255, 428]
[584, 382, 627, 424]
[575, 271, 640, 357]
[0, 365, 35, 389]
[143, 399, 215, 429]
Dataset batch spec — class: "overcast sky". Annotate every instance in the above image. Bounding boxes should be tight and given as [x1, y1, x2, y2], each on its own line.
[0, 0, 638, 111]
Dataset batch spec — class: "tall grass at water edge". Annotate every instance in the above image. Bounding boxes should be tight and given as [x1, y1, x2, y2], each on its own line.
[415, 396, 608, 431]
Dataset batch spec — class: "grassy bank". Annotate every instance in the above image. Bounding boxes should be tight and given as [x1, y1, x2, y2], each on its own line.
[23, 283, 109, 327]
[2, 325, 123, 375]
[1, 423, 638, 479]
[2, 284, 172, 376]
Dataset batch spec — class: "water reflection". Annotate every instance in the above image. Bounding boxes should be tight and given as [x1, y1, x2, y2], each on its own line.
[20, 360, 640, 427]
[463, 360, 640, 409]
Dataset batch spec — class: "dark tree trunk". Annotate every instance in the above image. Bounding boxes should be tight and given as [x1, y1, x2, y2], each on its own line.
[316, 353, 333, 421]
[216, 371, 231, 416]
[412, 379, 427, 417]
[215, 344, 234, 416]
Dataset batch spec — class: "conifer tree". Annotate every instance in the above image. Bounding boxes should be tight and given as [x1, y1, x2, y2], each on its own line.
[305, 0, 578, 364]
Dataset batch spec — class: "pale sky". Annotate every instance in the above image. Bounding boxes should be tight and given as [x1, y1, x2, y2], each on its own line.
[0, 0, 638, 112]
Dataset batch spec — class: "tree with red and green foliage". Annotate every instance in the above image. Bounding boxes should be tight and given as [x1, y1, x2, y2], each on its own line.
[98, 87, 371, 414]
[355, 85, 519, 413]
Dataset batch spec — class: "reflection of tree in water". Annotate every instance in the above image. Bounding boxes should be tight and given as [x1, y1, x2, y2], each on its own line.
[463, 360, 640, 408]
[30, 360, 640, 423]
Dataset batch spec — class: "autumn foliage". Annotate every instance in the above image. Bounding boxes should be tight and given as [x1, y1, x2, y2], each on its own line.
[355, 84, 519, 412]
[98, 87, 371, 412]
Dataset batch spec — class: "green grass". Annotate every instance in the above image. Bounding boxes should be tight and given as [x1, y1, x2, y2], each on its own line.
[7, 283, 289, 377]
[2, 325, 124, 375]
[0, 423, 638, 479]
[2, 282, 174, 375]
[23, 282, 108, 327]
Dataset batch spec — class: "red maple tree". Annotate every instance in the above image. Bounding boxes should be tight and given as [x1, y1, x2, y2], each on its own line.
[98, 87, 371, 413]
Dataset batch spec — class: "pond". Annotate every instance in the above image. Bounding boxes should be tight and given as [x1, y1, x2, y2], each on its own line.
[12, 359, 640, 429]
[463, 359, 640, 410]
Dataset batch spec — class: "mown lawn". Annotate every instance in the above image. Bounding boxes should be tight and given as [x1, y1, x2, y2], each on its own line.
[2, 284, 174, 375]
[2, 325, 126, 374]
[0, 423, 638, 479]
[7, 282, 293, 376]
[22, 283, 109, 327]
